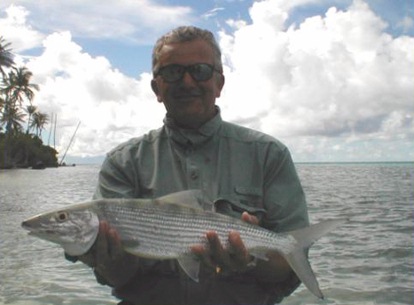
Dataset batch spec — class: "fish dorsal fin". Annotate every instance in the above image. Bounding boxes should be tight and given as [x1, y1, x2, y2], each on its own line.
[177, 254, 200, 282]
[157, 190, 211, 211]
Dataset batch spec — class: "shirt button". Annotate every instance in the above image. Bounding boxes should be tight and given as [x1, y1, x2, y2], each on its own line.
[191, 171, 199, 180]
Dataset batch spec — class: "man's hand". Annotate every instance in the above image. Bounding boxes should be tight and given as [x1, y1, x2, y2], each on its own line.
[191, 211, 293, 283]
[76, 221, 140, 288]
[191, 212, 259, 273]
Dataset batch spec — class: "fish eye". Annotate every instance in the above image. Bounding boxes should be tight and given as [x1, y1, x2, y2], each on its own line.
[56, 211, 68, 222]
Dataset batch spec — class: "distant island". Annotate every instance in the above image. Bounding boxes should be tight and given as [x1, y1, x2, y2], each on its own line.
[1, 36, 58, 169]
[0, 134, 58, 169]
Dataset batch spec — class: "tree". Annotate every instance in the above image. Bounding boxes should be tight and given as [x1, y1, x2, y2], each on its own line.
[0, 38, 57, 168]
[2, 66, 39, 107]
[1, 67, 39, 136]
[30, 111, 48, 137]
[0, 96, 4, 131]
[25, 105, 38, 134]
[0, 103, 26, 135]
[0, 36, 15, 78]
[0, 37, 15, 133]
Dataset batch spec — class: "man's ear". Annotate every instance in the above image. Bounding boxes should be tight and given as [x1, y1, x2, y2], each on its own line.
[215, 74, 225, 98]
[151, 79, 163, 103]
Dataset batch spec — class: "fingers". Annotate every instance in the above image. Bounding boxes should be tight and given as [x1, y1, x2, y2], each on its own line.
[107, 226, 123, 259]
[191, 212, 259, 273]
[95, 221, 109, 263]
[241, 212, 259, 225]
[190, 232, 222, 270]
[206, 231, 227, 265]
[191, 230, 252, 273]
[95, 221, 124, 265]
[228, 231, 251, 266]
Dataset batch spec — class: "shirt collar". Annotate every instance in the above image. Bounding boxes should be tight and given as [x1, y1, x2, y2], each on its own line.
[164, 106, 222, 147]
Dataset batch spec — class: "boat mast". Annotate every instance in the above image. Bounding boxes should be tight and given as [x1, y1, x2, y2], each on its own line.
[59, 121, 81, 166]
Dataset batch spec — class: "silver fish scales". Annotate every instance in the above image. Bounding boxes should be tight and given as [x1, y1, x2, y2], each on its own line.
[22, 190, 346, 299]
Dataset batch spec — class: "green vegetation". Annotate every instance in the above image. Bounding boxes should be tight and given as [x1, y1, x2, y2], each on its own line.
[0, 37, 58, 169]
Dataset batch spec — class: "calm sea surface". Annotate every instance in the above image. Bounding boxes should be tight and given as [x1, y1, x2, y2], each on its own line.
[0, 163, 413, 305]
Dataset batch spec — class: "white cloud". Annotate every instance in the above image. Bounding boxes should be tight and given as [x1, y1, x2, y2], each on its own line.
[1, 1, 413, 162]
[25, 31, 165, 157]
[218, 0, 414, 161]
[0, 4, 44, 51]
[202, 7, 225, 20]
[1, 0, 194, 44]
[396, 16, 414, 34]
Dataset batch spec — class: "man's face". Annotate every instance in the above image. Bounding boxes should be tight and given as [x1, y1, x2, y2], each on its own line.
[151, 39, 225, 129]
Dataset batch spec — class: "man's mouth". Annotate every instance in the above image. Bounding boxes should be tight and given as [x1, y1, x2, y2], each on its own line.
[172, 89, 203, 99]
[173, 94, 201, 100]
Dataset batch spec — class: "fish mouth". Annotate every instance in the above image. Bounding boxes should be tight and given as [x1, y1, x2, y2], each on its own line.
[25, 230, 56, 240]
[21, 220, 31, 230]
[21, 221, 54, 236]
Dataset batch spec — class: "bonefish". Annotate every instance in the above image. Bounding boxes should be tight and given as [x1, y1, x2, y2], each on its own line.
[21, 190, 346, 299]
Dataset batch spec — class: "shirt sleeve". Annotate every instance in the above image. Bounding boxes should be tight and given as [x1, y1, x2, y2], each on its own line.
[93, 152, 138, 199]
[262, 143, 309, 232]
[257, 142, 309, 299]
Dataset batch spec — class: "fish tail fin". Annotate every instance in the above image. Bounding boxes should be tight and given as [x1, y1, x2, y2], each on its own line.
[283, 219, 348, 299]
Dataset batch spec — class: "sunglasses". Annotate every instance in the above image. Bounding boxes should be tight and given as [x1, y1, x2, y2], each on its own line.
[155, 63, 221, 83]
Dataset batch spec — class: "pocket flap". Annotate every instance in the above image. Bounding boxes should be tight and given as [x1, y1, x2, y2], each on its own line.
[234, 186, 262, 197]
[213, 198, 266, 217]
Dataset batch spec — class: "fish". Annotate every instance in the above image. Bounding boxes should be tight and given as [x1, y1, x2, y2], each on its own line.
[21, 190, 346, 299]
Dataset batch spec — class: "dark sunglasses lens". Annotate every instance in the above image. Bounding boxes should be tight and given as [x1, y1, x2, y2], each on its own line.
[160, 65, 185, 82]
[189, 64, 214, 81]
[158, 64, 215, 82]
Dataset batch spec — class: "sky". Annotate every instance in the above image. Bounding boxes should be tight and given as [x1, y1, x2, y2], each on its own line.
[1, 0, 413, 163]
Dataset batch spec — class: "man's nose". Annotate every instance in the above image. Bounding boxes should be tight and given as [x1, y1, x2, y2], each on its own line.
[181, 70, 196, 84]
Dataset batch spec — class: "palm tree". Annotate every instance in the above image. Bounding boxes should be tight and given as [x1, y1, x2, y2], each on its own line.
[25, 105, 38, 134]
[0, 95, 4, 121]
[1, 66, 39, 136]
[30, 111, 48, 137]
[0, 36, 15, 78]
[2, 67, 39, 107]
[0, 103, 26, 135]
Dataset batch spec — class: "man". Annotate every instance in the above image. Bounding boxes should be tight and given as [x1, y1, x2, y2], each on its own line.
[70, 26, 309, 305]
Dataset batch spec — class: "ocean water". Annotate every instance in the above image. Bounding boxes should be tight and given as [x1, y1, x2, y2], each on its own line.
[0, 163, 412, 305]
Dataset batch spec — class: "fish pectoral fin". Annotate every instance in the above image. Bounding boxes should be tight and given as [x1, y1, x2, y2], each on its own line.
[177, 254, 200, 282]
[122, 239, 141, 255]
[249, 249, 269, 261]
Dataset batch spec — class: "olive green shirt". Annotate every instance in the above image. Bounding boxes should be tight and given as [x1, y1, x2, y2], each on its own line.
[94, 108, 309, 305]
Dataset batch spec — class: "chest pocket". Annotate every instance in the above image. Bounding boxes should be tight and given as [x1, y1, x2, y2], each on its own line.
[214, 186, 266, 223]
